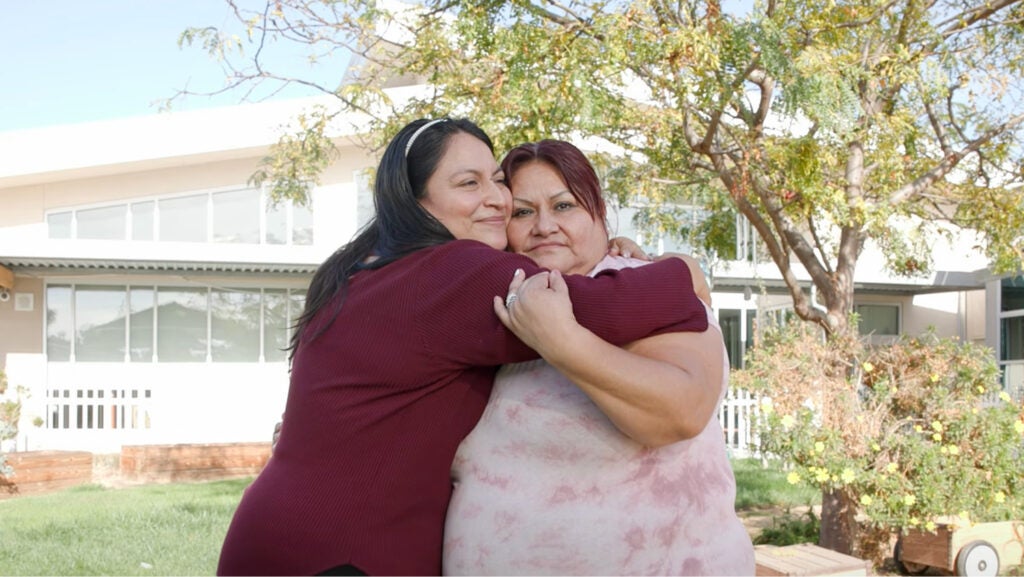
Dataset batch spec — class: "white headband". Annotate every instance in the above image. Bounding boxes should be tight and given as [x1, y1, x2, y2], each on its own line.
[404, 118, 449, 157]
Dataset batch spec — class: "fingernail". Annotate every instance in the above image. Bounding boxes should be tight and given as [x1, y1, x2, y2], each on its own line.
[624, 251, 631, 258]
[514, 268, 523, 276]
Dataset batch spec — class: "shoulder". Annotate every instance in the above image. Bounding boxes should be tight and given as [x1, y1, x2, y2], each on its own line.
[423, 239, 536, 273]
[587, 254, 652, 276]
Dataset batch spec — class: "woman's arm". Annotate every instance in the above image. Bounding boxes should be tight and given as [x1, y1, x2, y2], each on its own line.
[495, 269, 724, 447]
[419, 240, 708, 368]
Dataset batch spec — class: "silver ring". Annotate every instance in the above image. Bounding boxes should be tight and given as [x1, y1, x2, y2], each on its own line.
[505, 293, 519, 308]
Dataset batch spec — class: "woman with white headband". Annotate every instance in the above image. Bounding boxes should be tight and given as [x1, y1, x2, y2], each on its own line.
[216, 118, 709, 576]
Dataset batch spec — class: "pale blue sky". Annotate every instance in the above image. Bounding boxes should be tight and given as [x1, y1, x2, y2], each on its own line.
[0, 0, 350, 132]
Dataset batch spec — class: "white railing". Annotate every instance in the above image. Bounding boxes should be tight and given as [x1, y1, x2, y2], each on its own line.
[31, 379, 765, 458]
[720, 388, 761, 458]
[46, 387, 152, 432]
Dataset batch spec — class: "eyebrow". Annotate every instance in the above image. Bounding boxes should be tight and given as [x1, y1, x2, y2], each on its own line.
[513, 189, 572, 206]
[449, 167, 504, 180]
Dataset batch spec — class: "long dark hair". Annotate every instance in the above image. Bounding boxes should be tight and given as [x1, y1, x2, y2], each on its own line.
[500, 139, 608, 227]
[289, 118, 495, 357]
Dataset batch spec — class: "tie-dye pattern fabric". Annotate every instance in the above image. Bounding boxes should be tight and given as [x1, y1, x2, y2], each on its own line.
[443, 255, 755, 576]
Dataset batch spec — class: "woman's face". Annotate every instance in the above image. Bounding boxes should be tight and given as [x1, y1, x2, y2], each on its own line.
[419, 132, 512, 250]
[506, 161, 609, 275]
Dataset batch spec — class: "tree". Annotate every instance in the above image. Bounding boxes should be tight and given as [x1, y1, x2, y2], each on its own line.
[180, 0, 1024, 553]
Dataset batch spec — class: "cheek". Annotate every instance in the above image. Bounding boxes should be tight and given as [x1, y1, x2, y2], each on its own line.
[506, 222, 529, 252]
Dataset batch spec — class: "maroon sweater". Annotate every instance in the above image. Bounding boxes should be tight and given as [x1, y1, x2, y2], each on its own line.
[217, 240, 707, 576]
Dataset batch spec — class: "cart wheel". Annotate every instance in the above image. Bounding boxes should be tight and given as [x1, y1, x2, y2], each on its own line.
[955, 540, 1000, 577]
[893, 539, 930, 575]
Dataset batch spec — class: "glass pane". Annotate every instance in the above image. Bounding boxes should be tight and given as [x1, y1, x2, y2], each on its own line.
[129, 288, 155, 362]
[47, 212, 72, 239]
[856, 304, 899, 336]
[131, 202, 155, 241]
[159, 194, 207, 242]
[1001, 276, 1024, 312]
[157, 287, 208, 362]
[265, 202, 287, 245]
[77, 205, 127, 240]
[210, 289, 261, 362]
[75, 286, 127, 362]
[263, 289, 289, 362]
[292, 201, 314, 245]
[213, 189, 260, 244]
[46, 285, 73, 361]
[719, 309, 743, 369]
[1001, 317, 1024, 361]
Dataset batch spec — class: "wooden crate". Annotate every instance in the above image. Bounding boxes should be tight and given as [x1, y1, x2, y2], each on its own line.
[0, 450, 93, 499]
[756, 544, 872, 576]
[898, 520, 1024, 573]
[120, 442, 270, 482]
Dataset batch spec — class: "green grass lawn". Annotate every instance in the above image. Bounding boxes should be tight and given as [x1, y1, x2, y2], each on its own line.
[0, 459, 818, 576]
[0, 479, 248, 576]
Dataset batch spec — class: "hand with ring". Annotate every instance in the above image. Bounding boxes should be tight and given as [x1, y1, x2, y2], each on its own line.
[493, 268, 580, 355]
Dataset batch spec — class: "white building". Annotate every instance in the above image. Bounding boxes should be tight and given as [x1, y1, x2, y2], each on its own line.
[0, 96, 1019, 454]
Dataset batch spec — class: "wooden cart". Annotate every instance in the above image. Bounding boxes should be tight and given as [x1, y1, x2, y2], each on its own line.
[894, 520, 1024, 576]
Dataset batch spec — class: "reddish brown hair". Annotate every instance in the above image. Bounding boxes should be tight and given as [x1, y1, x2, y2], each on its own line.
[500, 140, 607, 226]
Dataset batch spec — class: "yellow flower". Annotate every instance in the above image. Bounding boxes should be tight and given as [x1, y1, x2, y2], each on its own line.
[925, 521, 936, 531]
[1014, 420, 1024, 434]
[904, 494, 917, 506]
[871, 442, 881, 452]
[914, 425, 923, 433]
[932, 433, 942, 442]
[862, 362, 874, 373]
[892, 385, 898, 394]
[931, 421, 943, 432]
[930, 374, 940, 383]
[910, 517, 920, 526]
[760, 398, 774, 415]
[972, 407, 979, 414]
[958, 511, 971, 525]
[999, 391, 1012, 403]
[995, 491, 1006, 504]
[841, 468, 856, 483]
[781, 415, 796, 429]
[860, 495, 873, 506]
[815, 469, 830, 483]
[948, 445, 960, 456]
[814, 441, 825, 453]
[787, 472, 801, 485]
[977, 385, 986, 394]
[941, 446, 948, 455]
[887, 462, 898, 473]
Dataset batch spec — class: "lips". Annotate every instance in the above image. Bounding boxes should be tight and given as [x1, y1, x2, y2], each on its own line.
[477, 216, 507, 226]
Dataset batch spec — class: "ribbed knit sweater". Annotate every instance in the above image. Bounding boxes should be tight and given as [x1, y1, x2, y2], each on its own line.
[217, 239, 707, 576]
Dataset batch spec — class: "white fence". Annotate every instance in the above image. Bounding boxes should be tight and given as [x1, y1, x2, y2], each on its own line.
[720, 388, 761, 458]
[25, 381, 764, 457]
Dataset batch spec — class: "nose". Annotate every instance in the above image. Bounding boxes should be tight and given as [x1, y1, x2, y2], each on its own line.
[533, 209, 558, 236]
[484, 179, 510, 212]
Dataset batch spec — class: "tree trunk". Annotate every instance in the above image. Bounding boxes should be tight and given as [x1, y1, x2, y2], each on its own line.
[819, 487, 858, 555]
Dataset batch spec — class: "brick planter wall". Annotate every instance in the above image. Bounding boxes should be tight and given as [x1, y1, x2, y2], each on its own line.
[0, 450, 93, 499]
[119, 443, 270, 483]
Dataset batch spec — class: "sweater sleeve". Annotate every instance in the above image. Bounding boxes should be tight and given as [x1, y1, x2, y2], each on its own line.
[416, 240, 708, 368]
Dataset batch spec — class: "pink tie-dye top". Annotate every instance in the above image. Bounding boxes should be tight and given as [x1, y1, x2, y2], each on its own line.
[443, 255, 755, 576]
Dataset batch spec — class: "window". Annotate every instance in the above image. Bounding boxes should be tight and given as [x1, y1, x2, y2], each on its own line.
[76, 205, 126, 240]
[719, 308, 756, 369]
[292, 202, 314, 245]
[210, 289, 261, 361]
[855, 304, 899, 336]
[129, 288, 155, 361]
[213, 189, 260, 244]
[74, 286, 127, 361]
[46, 285, 73, 361]
[157, 287, 208, 361]
[159, 194, 208, 242]
[47, 212, 72, 239]
[47, 189, 313, 245]
[131, 202, 155, 241]
[46, 284, 305, 364]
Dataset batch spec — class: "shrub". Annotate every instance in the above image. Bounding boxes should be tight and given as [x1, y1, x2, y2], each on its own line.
[734, 322, 1024, 561]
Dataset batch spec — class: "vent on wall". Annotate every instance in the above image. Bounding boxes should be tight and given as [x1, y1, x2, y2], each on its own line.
[14, 292, 34, 312]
